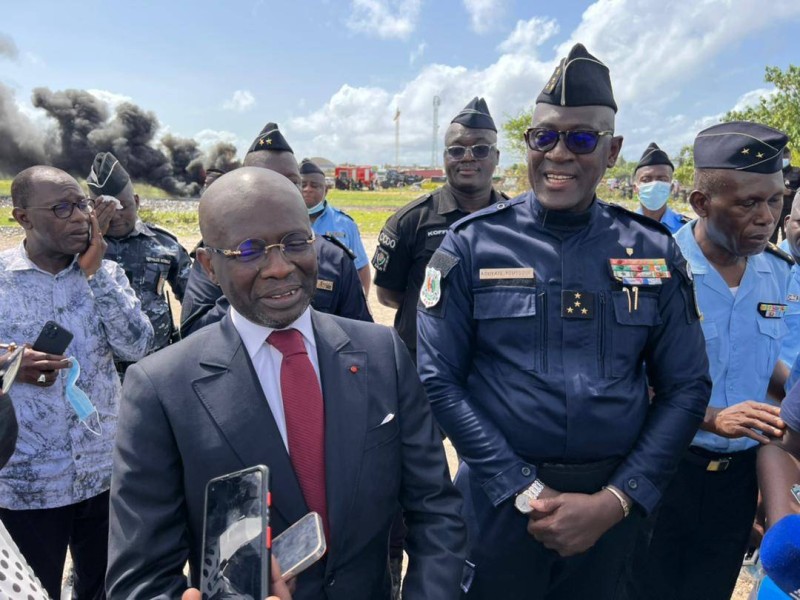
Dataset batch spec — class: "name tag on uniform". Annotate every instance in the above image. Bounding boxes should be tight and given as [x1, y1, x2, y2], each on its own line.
[145, 256, 171, 265]
[609, 258, 671, 286]
[758, 303, 786, 318]
[479, 268, 534, 280]
[789, 294, 800, 303]
[317, 279, 334, 291]
[427, 229, 448, 238]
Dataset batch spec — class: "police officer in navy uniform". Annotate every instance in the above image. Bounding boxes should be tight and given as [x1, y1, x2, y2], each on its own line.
[87, 152, 191, 376]
[373, 97, 505, 361]
[180, 123, 372, 337]
[634, 142, 692, 233]
[416, 43, 711, 599]
[300, 158, 372, 293]
[638, 122, 792, 600]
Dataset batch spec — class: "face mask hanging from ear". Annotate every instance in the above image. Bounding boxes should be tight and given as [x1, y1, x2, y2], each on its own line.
[638, 181, 672, 211]
[308, 201, 326, 216]
[64, 357, 102, 436]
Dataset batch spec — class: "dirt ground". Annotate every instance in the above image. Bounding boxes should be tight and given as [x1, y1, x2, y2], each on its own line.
[0, 228, 756, 599]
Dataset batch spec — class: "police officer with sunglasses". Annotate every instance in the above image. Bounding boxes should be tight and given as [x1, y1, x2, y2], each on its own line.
[417, 44, 711, 599]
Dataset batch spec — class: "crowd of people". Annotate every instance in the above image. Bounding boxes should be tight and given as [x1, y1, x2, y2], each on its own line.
[0, 41, 799, 600]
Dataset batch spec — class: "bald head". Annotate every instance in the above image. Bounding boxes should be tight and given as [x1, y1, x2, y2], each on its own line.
[199, 167, 308, 248]
[11, 166, 78, 208]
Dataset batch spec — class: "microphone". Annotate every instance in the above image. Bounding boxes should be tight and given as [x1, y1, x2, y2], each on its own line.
[761, 514, 800, 597]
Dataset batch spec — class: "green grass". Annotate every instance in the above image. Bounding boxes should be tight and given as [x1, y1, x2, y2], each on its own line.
[327, 188, 423, 209]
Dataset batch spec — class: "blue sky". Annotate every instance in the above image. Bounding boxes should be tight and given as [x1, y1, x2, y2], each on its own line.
[1, 0, 799, 168]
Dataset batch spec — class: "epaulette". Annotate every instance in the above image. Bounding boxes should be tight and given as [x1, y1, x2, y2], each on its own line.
[452, 195, 523, 231]
[330, 204, 355, 222]
[145, 222, 180, 243]
[765, 242, 795, 265]
[392, 192, 435, 222]
[604, 202, 672, 236]
[322, 233, 356, 260]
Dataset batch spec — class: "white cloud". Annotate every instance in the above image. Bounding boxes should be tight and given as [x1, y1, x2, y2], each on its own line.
[194, 128, 240, 150]
[222, 90, 256, 112]
[346, 0, 422, 40]
[87, 89, 134, 112]
[287, 0, 800, 166]
[463, 0, 507, 34]
[409, 42, 426, 65]
[730, 87, 776, 113]
[497, 17, 559, 55]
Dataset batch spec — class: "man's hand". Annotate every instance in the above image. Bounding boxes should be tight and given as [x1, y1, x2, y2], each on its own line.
[93, 197, 116, 235]
[181, 556, 292, 600]
[527, 489, 625, 557]
[17, 346, 71, 386]
[706, 401, 785, 444]
[78, 212, 107, 277]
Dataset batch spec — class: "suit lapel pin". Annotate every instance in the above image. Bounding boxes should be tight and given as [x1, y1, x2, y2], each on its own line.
[349, 365, 359, 374]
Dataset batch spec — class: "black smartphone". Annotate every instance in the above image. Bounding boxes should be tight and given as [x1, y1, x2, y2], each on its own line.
[32, 321, 73, 356]
[201, 465, 270, 600]
[273, 511, 326, 580]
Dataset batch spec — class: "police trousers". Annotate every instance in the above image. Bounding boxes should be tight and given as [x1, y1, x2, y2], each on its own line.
[456, 458, 643, 600]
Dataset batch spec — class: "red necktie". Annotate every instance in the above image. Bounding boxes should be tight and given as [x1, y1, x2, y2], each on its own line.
[268, 329, 329, 540]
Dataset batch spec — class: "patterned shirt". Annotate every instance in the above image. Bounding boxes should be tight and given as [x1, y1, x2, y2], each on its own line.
[0, 243, 153, 509]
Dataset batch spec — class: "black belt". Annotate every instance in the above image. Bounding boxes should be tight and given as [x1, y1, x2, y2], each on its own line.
[683, 446, 757, 473]
[536, 457, 622, 495]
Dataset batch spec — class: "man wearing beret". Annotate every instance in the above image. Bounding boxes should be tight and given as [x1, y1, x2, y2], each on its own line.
[373, 97, 505, 363]
[87, 152, 192, 377]
[300, 158, 371, 294]
[417, 43, 711, 599]
[638, 122, 792, 600]
[180, 123, 372, 336]
[634, 142, 691, 233]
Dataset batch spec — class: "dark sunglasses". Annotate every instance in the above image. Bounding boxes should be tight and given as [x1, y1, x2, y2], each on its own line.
[206, 232, 315, 266]
[524, 128, 613, 155]
[28, 198, 94, 219]
[444, 143, 497, 160]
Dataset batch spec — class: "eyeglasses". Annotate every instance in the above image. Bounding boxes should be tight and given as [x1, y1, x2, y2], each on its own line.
[205, 232, 316, 266]
[524, 128, 614, 155]
[28, 198, 94, 219]
[444, 144, 497, 160]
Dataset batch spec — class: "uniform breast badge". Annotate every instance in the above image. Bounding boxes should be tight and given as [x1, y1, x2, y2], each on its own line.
[758, 303, 787, 319]
[420, 267, 442, 308]
[561, 290, 594, 319]
[610, 258, 671, 313]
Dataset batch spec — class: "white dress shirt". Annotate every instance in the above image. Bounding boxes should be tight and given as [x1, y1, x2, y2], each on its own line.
[230, 307, 321, 450]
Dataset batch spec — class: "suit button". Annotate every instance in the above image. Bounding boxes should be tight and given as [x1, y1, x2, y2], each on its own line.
[326, 574, 335, 587]
[627, 478, 638, 490]
[521, 466, 531, 477]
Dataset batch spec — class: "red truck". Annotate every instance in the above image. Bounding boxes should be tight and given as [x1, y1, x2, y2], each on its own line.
[334, 165, 376, 190]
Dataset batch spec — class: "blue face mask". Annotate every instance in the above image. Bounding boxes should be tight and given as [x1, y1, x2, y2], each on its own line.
[308, 200, 326, 216]
[638, 181, 671, 211]
[784, 158, 791, 169]
[64, 357, 101, 436]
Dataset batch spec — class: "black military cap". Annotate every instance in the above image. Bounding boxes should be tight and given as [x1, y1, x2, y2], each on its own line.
[451, 97, 496, 132]
[299, 158, 325, 176]
[694, 122, 789, 174]
[635, 142, 674, 173]
[87, 152, 131, 196]
[246, 122, 293, 154]
[536, 43, 617, 113]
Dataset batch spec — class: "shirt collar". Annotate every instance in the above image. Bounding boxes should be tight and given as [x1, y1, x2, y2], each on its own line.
[6, 241, 79, 274]
[230, 306, 316, 360]
[675, 221, 773, 275]
[437, 184, 499, 215]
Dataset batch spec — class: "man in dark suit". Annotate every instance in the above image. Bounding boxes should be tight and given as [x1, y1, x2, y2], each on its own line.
[106, 167, 466, 600]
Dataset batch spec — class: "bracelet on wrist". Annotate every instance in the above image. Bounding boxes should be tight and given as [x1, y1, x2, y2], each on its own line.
[602, 485, 630, 518]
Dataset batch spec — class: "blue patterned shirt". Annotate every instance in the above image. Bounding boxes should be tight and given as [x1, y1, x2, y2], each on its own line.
[0, 243, 153, 509]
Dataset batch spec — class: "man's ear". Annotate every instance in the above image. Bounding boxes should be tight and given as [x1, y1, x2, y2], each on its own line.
[689, 190, 709, 218]
[195, 249, 219, 285]
[11, 207, 33, 231]
[607, 135, 624, 168]
[134, 194, 140, 210]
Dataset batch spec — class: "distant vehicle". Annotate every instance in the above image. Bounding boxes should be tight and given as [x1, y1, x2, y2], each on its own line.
[335, 166, 376, 191]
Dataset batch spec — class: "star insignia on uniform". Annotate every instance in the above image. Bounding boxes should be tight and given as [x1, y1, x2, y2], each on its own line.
[574, 301, 581, 307]
[266, 138, 273, 145]
[741, 148, 750, 155]
[574, 293, 582, 299]
[757, 152, 764, 159]
[567, 307, 574, 314]
[581, 308, 588, 315]
[259, 139, 265, 146]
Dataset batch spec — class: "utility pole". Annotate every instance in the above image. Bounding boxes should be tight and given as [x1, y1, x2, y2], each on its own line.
[432, 95, 441, 167]
[393, 106, 401, 167]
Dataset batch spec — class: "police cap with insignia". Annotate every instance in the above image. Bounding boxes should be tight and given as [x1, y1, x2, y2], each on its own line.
[694, 122, 789, 174]
[635, 142, 674, 173]
[299, 158, 325, 176]
[247, 122, 294, 154]
[451, 97, 496, 132]
[87, 152, 131, 196]
[536, 43, 617, 113]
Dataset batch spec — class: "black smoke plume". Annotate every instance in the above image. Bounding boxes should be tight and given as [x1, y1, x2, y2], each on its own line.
[0, 86, 240, 196]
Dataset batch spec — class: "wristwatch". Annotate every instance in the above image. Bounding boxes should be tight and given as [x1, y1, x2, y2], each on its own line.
[514, 478, 545, 514]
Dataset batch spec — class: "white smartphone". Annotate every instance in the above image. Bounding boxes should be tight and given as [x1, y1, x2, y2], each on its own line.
[272, 512, 326, 580]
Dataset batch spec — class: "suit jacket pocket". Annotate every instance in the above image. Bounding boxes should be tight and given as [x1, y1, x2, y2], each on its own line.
[363, 419, 400, 451]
